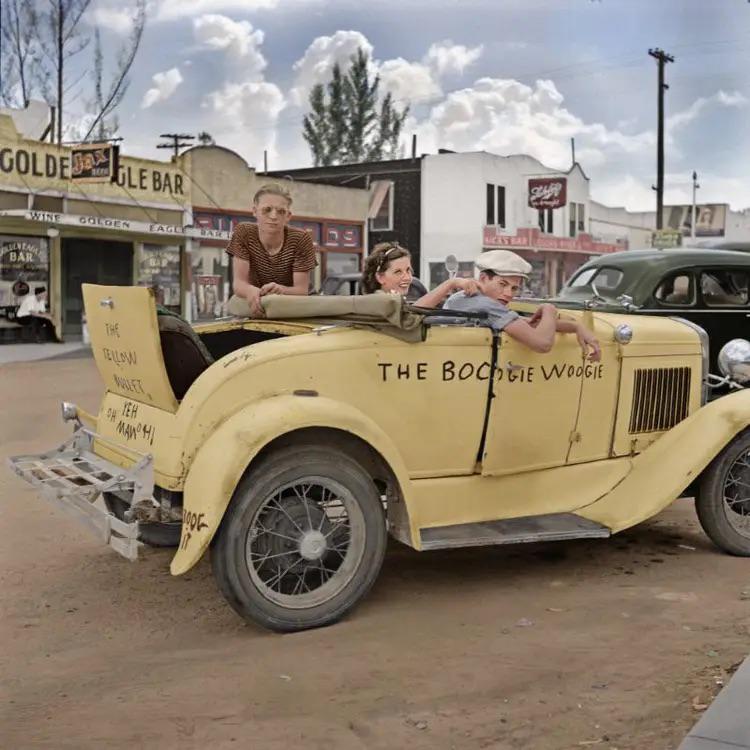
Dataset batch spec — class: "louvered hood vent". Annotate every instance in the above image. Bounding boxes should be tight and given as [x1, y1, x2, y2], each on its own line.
[628, 367, 691, 434]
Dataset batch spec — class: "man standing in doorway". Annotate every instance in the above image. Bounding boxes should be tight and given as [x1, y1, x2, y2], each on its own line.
[226, 183, 317, 317]
[16, 286, 57, 342]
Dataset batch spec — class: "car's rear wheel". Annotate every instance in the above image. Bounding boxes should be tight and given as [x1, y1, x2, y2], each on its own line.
[696, 430, 750, 556]
[211, 446, 387, 632]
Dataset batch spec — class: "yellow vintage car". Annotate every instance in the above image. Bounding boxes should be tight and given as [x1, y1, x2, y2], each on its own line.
[8, 284, 750, 632]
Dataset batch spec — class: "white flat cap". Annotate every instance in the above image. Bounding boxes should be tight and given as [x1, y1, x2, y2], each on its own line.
[475, 250, 532, 278]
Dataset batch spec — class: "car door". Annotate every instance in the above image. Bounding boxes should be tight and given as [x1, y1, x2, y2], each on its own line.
[649, 267, 750, 374]
[481, 330, 584, 476]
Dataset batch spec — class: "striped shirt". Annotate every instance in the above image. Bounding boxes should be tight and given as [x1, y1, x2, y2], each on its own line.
[226, 222, 317, 288]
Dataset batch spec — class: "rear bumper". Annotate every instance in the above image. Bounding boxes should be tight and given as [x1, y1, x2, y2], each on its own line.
[7, 428, 156, 561]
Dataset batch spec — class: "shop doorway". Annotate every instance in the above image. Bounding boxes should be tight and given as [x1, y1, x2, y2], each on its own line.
[62, 238, 133, 338]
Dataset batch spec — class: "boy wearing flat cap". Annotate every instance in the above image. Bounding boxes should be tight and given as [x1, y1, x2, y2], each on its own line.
[443, 250, 600, 361]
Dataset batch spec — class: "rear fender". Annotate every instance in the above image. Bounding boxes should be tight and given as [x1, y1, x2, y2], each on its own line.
[170, 395, 412, 575]
[578, 389, 750, 531]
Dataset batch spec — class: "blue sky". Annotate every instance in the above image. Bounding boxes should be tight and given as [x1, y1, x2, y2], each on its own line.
[72, 0, 750, 211]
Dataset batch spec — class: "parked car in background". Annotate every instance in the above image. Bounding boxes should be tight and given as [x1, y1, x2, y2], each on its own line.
[555, 248, 750, 379]
[322, 272, 429, 302]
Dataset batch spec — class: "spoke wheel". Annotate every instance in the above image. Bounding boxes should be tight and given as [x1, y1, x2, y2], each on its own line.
[211, 446, 387, 631]
[697, 430, 750, 556]
[246, 477, 365, 609]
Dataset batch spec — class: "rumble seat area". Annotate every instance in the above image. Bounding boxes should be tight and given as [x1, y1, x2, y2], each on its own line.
[156, 310, 215, 400]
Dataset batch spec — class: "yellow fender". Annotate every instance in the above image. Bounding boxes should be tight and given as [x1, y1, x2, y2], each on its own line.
[170, 394, 412, 575]
[578, 388, 750, 531]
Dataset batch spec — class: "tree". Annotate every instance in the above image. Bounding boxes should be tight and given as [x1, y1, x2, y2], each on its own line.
[0, 0, 146, 144]
[302, 48, 409, 166]
[0, 0, 41, 108]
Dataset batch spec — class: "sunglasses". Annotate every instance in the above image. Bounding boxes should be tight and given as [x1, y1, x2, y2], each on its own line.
[259, 206, 290, 217]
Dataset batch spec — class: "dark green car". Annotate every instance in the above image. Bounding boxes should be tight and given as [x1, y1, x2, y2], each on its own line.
[555, 247, 750, 377]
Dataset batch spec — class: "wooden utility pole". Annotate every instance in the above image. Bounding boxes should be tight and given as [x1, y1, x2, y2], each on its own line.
[649, 47, 674, 230]
[157, 133, 194, 160]
[691, 170, 700, 241]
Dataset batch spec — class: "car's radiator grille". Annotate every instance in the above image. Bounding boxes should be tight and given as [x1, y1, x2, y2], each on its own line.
[628, 367, 691, 434]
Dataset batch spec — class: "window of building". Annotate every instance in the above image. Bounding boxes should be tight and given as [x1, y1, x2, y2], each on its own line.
[486, 184, 495, 225]
[486, 183, 506, 227]
[497, 185, 506, 228]
[570, 203, 586, 237]
[539, 208, 553, 234]
[369, 180, 394, 231]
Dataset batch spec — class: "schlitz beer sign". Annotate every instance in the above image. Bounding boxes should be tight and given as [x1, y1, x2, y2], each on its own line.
[70, 142, 120, 183]
[528, 177, 567, 210]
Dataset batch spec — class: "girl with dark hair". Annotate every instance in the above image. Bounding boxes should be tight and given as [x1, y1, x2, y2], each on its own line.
[362, 242, 478, 307]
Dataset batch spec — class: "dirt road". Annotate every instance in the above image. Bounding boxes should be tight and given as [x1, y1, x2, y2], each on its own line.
[1, 356, 749, 750]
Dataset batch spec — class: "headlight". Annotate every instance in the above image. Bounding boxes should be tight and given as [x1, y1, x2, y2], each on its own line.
[61, 401, 79, 423]
[718, 339, 750, 384]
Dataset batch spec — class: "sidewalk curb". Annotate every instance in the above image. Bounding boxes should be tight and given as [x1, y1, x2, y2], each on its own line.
[679, 656, 750, 749]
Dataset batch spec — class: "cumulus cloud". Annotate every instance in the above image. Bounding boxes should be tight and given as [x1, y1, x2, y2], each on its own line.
[378, 58, 442, 106]
[141, 67, 184, 108]
[290, 34, 483, 109]
[194, 14, 266, 74]
[290, 30, 373, 106]
[717, 90, 747, 107]
[416, 77, 649, 169]
[205, 81, 285, 166]
[152, 0, 279, 21]
[425, 40, 483, 77]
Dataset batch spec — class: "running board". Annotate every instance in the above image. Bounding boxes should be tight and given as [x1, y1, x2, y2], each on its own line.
[419, 513, 610, 551]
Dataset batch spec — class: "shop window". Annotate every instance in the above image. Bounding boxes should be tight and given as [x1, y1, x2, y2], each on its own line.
[138, 243, 181, 313]
[369, 181, 394, 231]
[191, 246, 229, 320]
[0, 234, 50, 318]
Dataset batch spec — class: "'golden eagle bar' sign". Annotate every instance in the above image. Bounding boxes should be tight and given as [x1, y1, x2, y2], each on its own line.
[71, 143, 119, 183]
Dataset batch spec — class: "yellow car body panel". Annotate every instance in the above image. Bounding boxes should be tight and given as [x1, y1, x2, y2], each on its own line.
[35, 285, 750, 577]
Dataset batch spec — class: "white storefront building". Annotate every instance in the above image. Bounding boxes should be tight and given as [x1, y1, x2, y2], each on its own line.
[421, 151, 629, 296]
[419, 149, 750, 296]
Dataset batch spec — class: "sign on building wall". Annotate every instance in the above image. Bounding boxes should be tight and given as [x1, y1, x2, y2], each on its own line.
[663, 204, 726, 237]
[483, 226, 623, 254]
[0, 235, 49, 315]
[70, 143, 119, 183]
[325, 223, 361, 249]
[528, 177, 567, 209]
[0, 142, 186, 201]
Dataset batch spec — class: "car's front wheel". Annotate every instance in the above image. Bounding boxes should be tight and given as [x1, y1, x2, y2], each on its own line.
[696, 430, 750, 556]
[211, 446, 387, 632]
